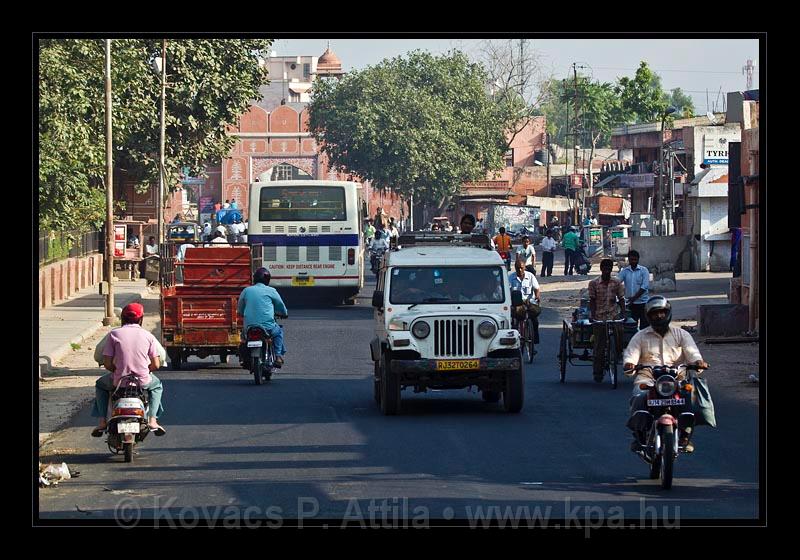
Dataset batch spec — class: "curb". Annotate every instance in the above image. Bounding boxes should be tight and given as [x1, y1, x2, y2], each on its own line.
[38, 286, 151, 375]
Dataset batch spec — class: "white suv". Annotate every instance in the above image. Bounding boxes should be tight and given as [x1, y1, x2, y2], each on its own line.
[369, 233, 523, 415]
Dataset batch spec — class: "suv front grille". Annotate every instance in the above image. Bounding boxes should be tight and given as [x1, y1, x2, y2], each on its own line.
[433, 319, 475, 357]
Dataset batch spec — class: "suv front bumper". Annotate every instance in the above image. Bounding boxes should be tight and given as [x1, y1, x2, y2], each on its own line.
[391, 357, 520, 374]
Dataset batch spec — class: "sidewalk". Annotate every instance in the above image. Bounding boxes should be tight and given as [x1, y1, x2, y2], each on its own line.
[38, 279, 152, 376]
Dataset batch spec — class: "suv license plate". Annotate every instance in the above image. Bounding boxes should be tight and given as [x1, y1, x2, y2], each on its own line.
[247, 341, 263, 348]
[436, 360, 480, 371]
[647, 398, 685, 407]
[118, 422, 140, 434]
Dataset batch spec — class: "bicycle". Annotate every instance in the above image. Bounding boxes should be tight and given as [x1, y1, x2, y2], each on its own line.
[511, 300, 538, 364]
[590, 318, 625, 389]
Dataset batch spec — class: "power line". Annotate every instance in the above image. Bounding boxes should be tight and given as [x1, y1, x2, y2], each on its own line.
[587, 65, 742, 75]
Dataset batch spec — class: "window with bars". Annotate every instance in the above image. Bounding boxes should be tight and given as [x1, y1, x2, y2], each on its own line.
[505, 149, 514, 167]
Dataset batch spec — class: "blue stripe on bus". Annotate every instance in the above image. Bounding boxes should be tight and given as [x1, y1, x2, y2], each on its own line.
[249, 234, 360, 247]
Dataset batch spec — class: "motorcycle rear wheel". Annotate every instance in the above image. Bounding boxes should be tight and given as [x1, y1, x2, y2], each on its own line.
[123, 443, 133, 463]
[252, 356, 262, 385]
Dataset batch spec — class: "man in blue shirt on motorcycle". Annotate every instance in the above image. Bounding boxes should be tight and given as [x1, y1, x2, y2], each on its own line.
[238, 267, 288, 367]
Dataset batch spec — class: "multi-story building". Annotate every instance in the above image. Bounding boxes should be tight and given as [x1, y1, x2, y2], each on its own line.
[220, 46, 406, 226]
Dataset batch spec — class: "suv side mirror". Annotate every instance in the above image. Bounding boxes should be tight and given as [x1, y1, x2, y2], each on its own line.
[372, 290, 384, 309]
[510, 290, 524, 307]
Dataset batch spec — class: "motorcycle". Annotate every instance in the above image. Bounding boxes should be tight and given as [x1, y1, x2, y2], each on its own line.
[628, 363, 709, 489]
[573, 244, 592, 275]
[103, 375, 150, 463]
[243, 315, 287, 385]
[370, 247, 387, 276]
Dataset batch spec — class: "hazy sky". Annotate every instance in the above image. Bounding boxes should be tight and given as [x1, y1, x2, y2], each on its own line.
[275, 37, 760, 115]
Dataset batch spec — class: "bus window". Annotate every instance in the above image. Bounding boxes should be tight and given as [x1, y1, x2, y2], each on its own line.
[259, 186, 346, 221]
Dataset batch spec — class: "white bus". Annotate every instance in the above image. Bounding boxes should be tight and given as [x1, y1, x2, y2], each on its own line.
[247, 172, 365, 304]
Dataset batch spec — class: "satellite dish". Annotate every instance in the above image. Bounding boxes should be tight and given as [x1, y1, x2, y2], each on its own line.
[706, 112, 717, 125]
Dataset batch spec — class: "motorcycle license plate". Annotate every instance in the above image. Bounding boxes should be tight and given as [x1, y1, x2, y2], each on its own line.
[247, 340, 263, 348]
[117, 422, 140, 434]
[291, 276, 314, 286]
[647, 398, 685, 407]
[436, 359, 480, 371]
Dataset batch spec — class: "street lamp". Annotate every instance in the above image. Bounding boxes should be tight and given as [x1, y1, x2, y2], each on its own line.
[152, 40, 167, 245]
[658, 106, 677, 235]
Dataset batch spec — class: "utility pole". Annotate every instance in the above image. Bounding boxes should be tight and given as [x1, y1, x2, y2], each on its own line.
[158, 39, 167, 244]
[103, 39, 115, 326]
[546, 131, 551, 197]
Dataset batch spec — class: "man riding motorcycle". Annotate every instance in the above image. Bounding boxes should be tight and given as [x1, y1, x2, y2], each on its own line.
[623, 296, 710, 453]
[91, 303, 166, 437]
[238, 267, 288, 368]
[493, 227, 513, 270]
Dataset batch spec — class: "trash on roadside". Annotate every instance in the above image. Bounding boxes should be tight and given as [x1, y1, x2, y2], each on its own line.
[748, 374, 759, 384]
[39, 461, 80, 487]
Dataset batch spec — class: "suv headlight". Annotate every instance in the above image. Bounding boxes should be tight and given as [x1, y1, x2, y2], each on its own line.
[656, 376, 677, 397]
[388, 318, 408, 331]
[478, 320, 497, 338]
[411, 321, 430, 339]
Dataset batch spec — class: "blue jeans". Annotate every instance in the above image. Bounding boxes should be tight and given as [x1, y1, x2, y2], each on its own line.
[267, 324, 286, 356]
[92, 373, 164, 420]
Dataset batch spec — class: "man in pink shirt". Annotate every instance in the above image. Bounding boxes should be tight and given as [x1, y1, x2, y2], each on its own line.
[91, 303, 166, 437]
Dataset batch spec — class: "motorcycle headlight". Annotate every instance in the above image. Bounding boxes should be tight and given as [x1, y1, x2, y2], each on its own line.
[388, 318, 408, 331]
[411, 321, 430, 339]
[478, 320, 497, 339]
[656, 375, 677, 397]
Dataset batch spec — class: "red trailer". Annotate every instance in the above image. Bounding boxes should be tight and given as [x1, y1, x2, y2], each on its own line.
[160, 244, 261, 369]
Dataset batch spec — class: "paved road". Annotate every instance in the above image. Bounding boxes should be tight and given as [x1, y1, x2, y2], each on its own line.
[39, 273, 758, 524]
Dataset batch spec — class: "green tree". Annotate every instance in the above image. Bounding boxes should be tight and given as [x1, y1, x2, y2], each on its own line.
[615, 61, 670, 124]
[307, 50, 508, 210]
[577, 80, 628, 188]
[38, 38, 271, 233]
[665, 87, 695, 118]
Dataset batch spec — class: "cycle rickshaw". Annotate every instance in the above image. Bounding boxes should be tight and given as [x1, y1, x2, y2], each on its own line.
[557, 290, 637, 389]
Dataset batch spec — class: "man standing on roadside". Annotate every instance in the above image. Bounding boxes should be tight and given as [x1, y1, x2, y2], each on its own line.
[540, 230, 557, 277]
[562, 226, 580, 276]
[618, 250, 650, 330]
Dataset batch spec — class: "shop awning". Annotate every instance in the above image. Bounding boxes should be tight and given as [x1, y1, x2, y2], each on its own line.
[526, 196, 573, 212]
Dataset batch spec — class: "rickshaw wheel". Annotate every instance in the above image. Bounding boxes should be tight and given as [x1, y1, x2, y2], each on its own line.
[559, 326, 568, 383]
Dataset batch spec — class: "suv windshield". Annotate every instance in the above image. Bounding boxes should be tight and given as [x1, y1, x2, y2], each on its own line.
[389, 266, 505, 304]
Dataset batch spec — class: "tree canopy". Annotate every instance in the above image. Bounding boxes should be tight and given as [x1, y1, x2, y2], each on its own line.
[38, 38, 271, 233]
[307, 50, 509, 205]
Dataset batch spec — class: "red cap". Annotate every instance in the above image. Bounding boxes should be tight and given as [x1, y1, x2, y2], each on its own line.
[121, 303, 144, 321]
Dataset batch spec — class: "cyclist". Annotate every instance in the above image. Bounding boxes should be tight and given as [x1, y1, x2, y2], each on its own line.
[588, 258, 625, 382]
[508, 257, 541, 349]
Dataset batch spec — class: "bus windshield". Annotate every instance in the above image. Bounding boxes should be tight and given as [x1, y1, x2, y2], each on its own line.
[258, 186, 346, 222]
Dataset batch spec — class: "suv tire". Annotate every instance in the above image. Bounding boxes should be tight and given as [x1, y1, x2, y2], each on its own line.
[379, 352, 401, 415]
